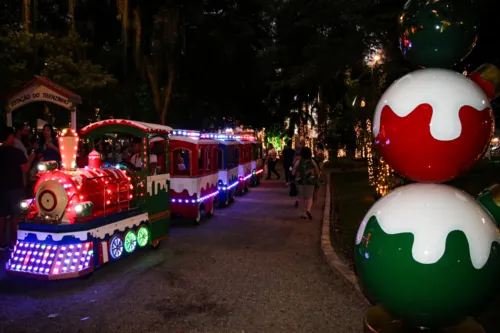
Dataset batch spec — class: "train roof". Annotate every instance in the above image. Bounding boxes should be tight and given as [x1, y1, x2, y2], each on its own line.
[81, 119, 173, 135]
[201, 133, 239, 145]
[169, 135, 219, 145]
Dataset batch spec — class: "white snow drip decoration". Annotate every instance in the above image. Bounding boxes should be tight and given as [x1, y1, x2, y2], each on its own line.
[238, 162, 252, 177]
[18, 213, 148, 242]
[147, 173, 170, 195]
[81, 119, 173, 134]
[218, 167, 239, 184]
[170, 173, 218, 197]
[373, 68, 491, 141]
[356, 183, 500, 269]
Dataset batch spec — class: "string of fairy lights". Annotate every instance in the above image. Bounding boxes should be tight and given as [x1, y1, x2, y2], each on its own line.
[365, 119, 375, 186]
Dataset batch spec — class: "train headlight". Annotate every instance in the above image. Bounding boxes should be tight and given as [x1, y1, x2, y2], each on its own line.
[74, 201, 93, 218]
[37, 161, 58, 173]
[20, 198, 33, 211]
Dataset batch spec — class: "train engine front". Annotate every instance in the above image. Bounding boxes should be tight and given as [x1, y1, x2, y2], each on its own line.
[6, 129, 138, 280]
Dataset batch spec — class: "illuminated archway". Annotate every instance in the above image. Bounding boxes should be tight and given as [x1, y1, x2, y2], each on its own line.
[5, 76, 82, 130]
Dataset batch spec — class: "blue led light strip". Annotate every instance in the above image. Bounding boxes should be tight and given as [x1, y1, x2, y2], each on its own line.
[218, 180, 239, 191]
[171, 190, 219, 204]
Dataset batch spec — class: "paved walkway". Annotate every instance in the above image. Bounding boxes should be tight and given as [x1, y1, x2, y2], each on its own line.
[0, 176, 367, 333]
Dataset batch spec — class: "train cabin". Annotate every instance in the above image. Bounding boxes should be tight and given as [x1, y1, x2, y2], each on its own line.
[169, 130, 220, 223]
[201, 133, 240, 207]
[250, 139, 264, 186]
[235, 134, 255, 194]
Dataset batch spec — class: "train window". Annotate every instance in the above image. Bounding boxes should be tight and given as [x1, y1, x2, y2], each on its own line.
[172, 148, 190, 176]
[235, 147, 240, 164]
[198, 148, 203, 171]
[206, 149, 211, 170]
[151, 137, 167, 174]
[218, 149, 223, 169]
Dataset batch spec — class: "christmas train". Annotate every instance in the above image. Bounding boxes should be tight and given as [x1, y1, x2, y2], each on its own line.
[5, 119, 264, 280]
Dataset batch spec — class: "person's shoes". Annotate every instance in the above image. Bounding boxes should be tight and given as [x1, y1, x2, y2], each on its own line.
[8, 245, 15, 252]
[0, 245, 7, 251]
[306, 211, 313, 220]
[266, 177, 271, 180]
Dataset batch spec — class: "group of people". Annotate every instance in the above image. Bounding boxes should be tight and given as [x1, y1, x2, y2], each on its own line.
[265, 140, 325, 220]
[0, 123, 61, 251]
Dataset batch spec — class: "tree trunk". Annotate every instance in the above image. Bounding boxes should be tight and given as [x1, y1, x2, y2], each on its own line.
[68, 0, 76, 33]
[23, 0, 30, 32]
[161, 66, 175, 125]
[317, 85, 327, 143]
[116, 0, 129, 76]
[133, 7, 141, 71]
[145, 60, 162, 121]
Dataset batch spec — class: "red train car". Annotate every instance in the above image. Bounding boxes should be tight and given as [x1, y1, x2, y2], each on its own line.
[169, 130, 220, 223]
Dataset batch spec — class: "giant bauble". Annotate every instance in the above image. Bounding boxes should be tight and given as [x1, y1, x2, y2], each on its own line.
[355, 183, 500, 328]
[373, 68, 493, 183]
[399, 0, 478, 68]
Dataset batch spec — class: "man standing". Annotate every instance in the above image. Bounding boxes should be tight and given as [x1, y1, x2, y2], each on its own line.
[282, 140, 295, 185]
[0, 127, 29, 251]
[12, 123, 29, 159]
[129, 138, 157, 175]
[266, 143, 280, 180]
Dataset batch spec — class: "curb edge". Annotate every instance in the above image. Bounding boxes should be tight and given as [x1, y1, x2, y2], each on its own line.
[321, 171, 364, 295]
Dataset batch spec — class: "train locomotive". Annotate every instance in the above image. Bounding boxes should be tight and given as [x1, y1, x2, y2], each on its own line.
[6, 120, 172, 280]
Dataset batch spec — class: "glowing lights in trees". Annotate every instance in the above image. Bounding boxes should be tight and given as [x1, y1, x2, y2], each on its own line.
[366, 119, 375, 186]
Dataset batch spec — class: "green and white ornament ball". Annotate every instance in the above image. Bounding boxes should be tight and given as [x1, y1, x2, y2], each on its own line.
[355, 183, 500, 328]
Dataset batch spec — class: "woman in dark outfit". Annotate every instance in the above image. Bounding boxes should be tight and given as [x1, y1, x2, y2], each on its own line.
[35, 124, 61, 167]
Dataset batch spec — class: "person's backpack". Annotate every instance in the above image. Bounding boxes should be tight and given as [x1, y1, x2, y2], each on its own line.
[295, 159, 317, 186]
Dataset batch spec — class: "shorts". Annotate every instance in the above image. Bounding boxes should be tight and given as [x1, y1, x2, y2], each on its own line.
[297, 185, 314, 198]
[0, 188, 25, 218]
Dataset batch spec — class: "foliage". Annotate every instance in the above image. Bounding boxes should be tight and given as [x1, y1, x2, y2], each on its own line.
[1, 0, 498, 132]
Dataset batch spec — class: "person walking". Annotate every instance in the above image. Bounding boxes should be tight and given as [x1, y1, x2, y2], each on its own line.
[315, 143, 326, 183]
[0, 127, 29, 251]
[266, 143, 280, 180]
[292, 139, 305, 208]
[292, 147, 320, 220]
[282, 140, 295, 185]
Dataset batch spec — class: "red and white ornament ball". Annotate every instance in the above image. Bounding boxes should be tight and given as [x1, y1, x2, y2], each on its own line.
[373, 68, 494, 183]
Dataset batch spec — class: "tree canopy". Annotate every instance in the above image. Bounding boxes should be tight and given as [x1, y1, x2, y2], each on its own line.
[0, 0, 498, 134]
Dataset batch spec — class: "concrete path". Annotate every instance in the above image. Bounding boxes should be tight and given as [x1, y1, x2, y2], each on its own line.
[0, 176, 367, 333]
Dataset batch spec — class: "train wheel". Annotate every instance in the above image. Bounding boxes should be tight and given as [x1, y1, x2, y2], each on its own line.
[109, 235, 124, 260]
[208, 199, 215, 217]
[150, 240, 161, 250]
[194, 208, 202, 225]
[137, 226, 149, 248]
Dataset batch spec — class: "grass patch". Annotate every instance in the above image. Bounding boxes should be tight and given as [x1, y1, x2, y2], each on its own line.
[330, 169, 375, 267]
[325, 157, 367, 170]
